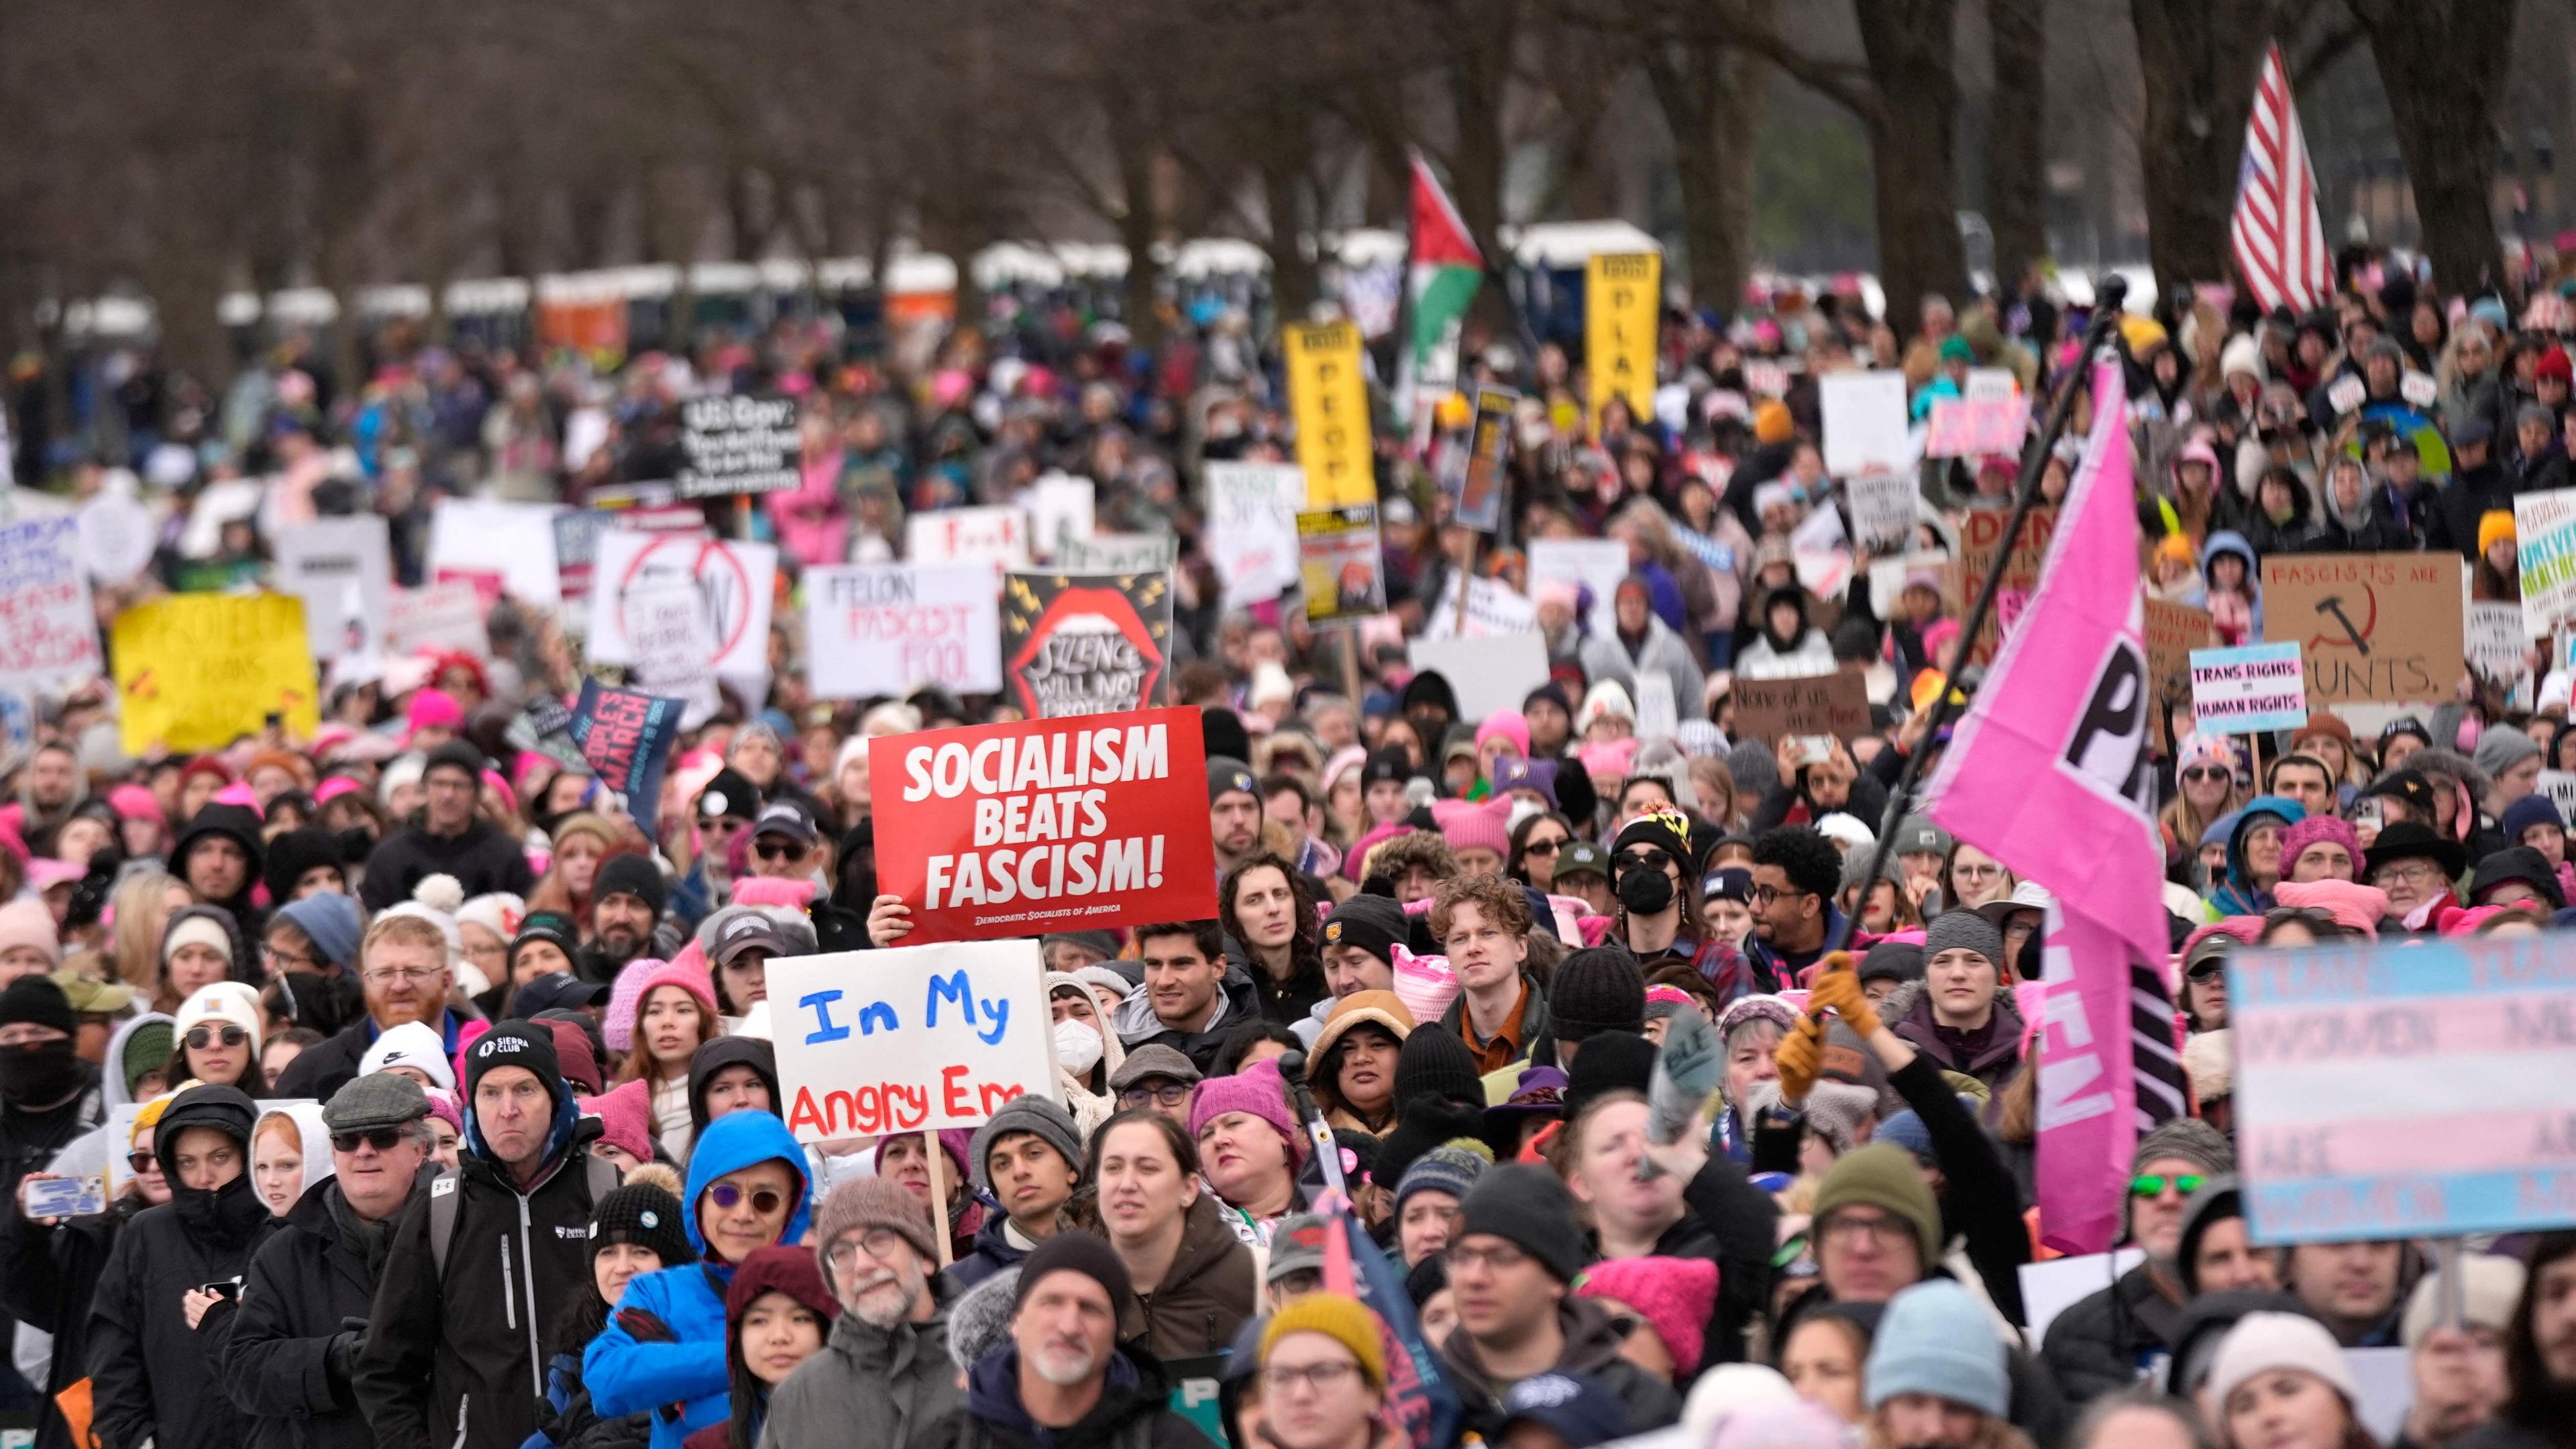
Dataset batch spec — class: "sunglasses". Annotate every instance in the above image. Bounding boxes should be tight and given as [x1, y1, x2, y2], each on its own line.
[1522, 839, 1564, 857]
[184, 1025, 249, 1052]
[331, 1128, 409, 1154]
[2130, 1173, 2206, 1199]
[706, 1182, 788, 1216]
[1615, 850, 1673, 874]
[753, 839, 806, 861]
[127, 1150, 158, 1173]
[2180, 766, 2231, 784]
[2186, 961, 2228, 983]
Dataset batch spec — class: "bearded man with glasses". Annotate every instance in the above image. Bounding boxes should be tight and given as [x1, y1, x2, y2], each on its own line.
[759, 1177, 961, 1449]
[276, 914, 466, 1102]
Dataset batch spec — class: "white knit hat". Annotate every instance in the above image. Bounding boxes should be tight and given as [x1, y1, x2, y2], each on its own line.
[455, 894, 526, 947]
[2401, 1254, 2527, 1348]
[175, 981, 264, 1053]
[2206, 1313, 2359, 1415]
[359, 1020, 455, 1091]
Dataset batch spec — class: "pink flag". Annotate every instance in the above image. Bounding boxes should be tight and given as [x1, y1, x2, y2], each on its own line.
[1922, 356, 2184, 1254]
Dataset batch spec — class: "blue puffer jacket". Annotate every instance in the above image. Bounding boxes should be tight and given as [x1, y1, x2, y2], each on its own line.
[581, 1111, 812, 1449]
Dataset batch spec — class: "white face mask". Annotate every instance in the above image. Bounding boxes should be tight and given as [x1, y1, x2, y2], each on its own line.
[1053, 1018, 1104, 1076]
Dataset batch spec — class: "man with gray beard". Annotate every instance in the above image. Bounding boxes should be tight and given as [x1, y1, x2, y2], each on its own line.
[931, 1234, 1204, 1449]
[756, 1179, 957, 1449]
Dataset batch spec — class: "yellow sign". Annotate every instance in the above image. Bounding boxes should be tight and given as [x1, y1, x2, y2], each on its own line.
[1585, 252, 1661, 435]
[1283, 321, 1376, 508]
[113, 594, 321, 755]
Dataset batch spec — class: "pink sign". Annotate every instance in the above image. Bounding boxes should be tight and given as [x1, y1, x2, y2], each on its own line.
[1925, 395, 2033, 459]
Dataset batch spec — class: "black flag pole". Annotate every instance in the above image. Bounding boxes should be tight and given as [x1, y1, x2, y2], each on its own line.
[1825, 276, 2133, 956]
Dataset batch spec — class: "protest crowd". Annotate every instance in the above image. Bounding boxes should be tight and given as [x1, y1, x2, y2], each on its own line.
[11, 148, 2576, 1449]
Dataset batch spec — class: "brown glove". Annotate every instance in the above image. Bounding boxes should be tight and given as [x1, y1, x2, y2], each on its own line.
[1808, 959, 1882, 1039]
[1772, 1012, 1825, 1105]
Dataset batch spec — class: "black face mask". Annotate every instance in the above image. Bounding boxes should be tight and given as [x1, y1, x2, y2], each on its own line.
[0, 1040, 85, 1105]
[1617, 867, 1675, 916]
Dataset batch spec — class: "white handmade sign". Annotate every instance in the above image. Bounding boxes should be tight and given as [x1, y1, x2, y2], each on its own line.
[771, 941, 1055, 1141]
[806, 564, 1004, 699]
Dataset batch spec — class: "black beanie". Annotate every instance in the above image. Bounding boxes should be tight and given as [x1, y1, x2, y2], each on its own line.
[261, 828, 343, 905]
[1014, 1228, 1134, 1312]
[1562, 1030, 1657, 1118]
[1322, 894, 1407, 969]
[1390, 1025, 1483, 1113]
[1201, 708, 1252, 770]
[1375, 1094, 1488, 1198]
[589, 1180, 696, 1270]
[463, 1020, 565, 1111]
[594, 853, 669, 917]
[425, 739, 487, 784]
[1456, 1163, 1586, 1282]
[1549, 946, 1646, 1043]
[0, 976, 76, 1036]
[1856, 941, 1927, 988]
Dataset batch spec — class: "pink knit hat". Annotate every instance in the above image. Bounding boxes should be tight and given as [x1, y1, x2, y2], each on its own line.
[1431, 797, 1511, 858]
[1187, 1058, 1303, 1163]
[2272, 879, 2388, 936]
[1575, 1256, 1721, 1376]
[582, 1079, 656, 1163]
[107, 784, 165, 824]
[405, 688, 465, 739]
[602, 957, 665, 1054]
[1474, 711, 1531, 760]
[422, 1087, 463, 1137]
[1576, 737, 1639, 782]
[2277, 816, 2363, 878]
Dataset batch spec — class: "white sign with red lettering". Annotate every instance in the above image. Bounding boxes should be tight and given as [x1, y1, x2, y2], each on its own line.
[806, 564, 1004, 699]
[907, 506, 1030, 570]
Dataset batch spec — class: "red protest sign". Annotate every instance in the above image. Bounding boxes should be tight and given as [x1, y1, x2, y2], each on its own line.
[867, 706, 1219, 943]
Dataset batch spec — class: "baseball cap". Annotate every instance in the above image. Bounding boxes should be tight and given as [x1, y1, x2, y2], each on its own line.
[712, 913, 793, 966]
[1555, 841, 1611, 881]
[751, 800, 817, 845]
[1265, 1214, 1332, 1285]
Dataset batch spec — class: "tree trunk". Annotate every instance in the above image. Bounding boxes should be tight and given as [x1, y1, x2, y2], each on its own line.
[1258, 108, 1321, 318]
[2353, 0, 2514, 293]
[1440, 0, 1519, 270]
[1856, 0, 1968, 331]
[1986, 0, 2047, 289]
[1644, 25, 1769, 315]
[1106, 93, 1167, 356]
[2130, 0, 2275, 295]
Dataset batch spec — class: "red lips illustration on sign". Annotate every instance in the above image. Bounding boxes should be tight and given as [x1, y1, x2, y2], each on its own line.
[1002, 572, 1174, 719]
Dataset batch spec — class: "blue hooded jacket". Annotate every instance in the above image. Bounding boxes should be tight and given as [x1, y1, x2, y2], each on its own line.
[2208, 794, 2306, 916]
[582, 1110, 813, 1449]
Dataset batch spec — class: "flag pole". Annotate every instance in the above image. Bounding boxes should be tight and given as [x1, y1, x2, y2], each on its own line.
[1828, 276, 2134, 957]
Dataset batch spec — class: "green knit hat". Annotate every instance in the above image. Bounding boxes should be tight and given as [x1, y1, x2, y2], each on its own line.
[1813, 1142, 1942, 1268]
[122, 1020, 174, 1096]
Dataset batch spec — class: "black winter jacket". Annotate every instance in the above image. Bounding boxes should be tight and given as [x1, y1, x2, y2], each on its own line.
[928, 1346, 1205, 1449]
[274, 1011, 474, 1104]
[0, 1195, 137, 1449]
[360, 820, 535, 911]
[2040, 1262, 2185, 1405]
[87, 1174, 277, 1449]
[225, 1173, 421, 1449]
[353, 1112, 609, 1449]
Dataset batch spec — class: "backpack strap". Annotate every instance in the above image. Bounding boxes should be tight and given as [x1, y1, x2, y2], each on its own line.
[427, 1169, 462, 1279]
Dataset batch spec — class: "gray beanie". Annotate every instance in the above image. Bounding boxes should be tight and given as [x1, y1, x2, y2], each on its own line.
[2473, 725, 2540, 781]
[1923, 909, 2004, 968]
[946, 1267, 1023, 1373]
[2133, 1116, 2235, 1177]
[967, 1095, 1084, 1193]
[1726, 739, 1780, 802]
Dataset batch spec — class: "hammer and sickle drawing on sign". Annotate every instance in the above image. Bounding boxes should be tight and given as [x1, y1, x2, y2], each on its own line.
[2306, 586, 2375, 654]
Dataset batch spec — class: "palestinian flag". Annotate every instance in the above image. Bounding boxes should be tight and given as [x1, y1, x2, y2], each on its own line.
[1399, 151, 1483, 447]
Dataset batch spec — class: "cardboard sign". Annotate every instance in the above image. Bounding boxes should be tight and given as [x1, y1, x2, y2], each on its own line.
[2465, 600, 2534, 694]
[386, 582, 489, 659]
[676, 393, 800, 498]
[908, 506, 1030, 570]
[1000, 572, 1175, 718]
[589, 531, 777, 679]
[1447, 385, 1515, 533]
[1208, 462, 1307, 608]
[272, 517, 392, 661]
[2259, 553, 2464, 705]
[427, 497, 561, 607]
[1585, 253, 1660, 433]
[2144, 599, 2213, 750]
[1950, 505, 2057, 665]
[1298, 505, 1385, 627]
[2516, 488, 2576, 629]
[1058, 532, 1176, 574]
[1846, 470, 1917, 555]
[1419, 572, 1538, 639]
[2190, 643, 2309, 735]
[0, 517, 104, 688]
[2230, 933, 2576, 1243]
[1819, 370, 1911, 477]
[1924, 395, 2032, 458]
[567, 678, 685, 839]
[1729, 670, 1870, 743]
[866, 708, 1219, 943]
[1528, 538, 1631, 639]
[112, 594, 319, 754]
[772, 940, 1056, 1140]
[1405, 635, 1551, 725]
[627, 586, 721, 727]
[808, 564, 1005, 700]
[1284, 321, 1376, 508]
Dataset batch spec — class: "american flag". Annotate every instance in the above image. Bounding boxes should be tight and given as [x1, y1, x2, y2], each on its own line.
[2230, 44, 2332, 315]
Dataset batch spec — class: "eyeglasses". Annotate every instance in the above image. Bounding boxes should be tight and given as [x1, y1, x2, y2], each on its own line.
[2180, 766, 2231, 784]
[331, 1128, 409, 1154]
[1817, 1210, 1912, 1246]
[1750, 883, 1811, 906]
[1444, 1242, 1530, 1274]
[1953, 863, 2005, 880]
[824, 1228, 914, 1269]
[2131, 1173, 2206, 1199]
[362, 967, 445, 987]
[753, 839, 806, 861]
[184, 1025, 249, 1052]
[1522, 839, 1564, 857]
[127, 1150, 158, 1173]
[706, 1182, 788, 1216]
[1119, 1083, 1191, 1108]
[2372, 862, 2443, 888]
[262, 943, 318, 971]
[1260, 1360, 1362, 1395]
